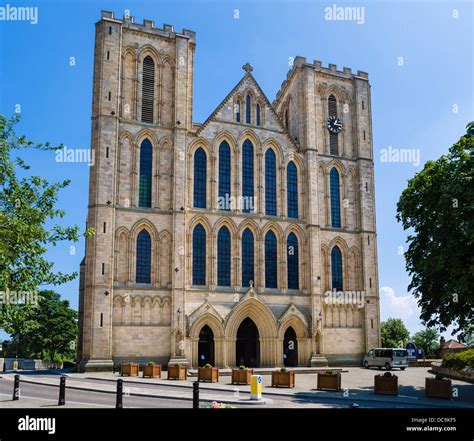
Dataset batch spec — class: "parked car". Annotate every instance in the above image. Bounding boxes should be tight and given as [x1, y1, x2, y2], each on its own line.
[363, 348, 408, 370]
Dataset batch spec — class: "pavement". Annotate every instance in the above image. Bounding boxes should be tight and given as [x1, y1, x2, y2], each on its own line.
[0, 366, 473, 408]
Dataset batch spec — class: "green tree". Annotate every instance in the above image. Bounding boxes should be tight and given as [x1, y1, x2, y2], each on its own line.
[381, 318, 410, 348]
[396, 122, 474, 341]
[411, 328, 440, 356]
[0, 114, 92, 338]
[21, 290, 77, 361]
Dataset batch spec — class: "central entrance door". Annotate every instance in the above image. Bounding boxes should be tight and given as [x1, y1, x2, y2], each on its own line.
[283, 327, 298, 367]
[198, 325, 214, 367]
[236, 317, 260, 367]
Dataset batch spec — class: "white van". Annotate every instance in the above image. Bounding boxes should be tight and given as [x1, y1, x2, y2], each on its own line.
[363, 348, 408, 370]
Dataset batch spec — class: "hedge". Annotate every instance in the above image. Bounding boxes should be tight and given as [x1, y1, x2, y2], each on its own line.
[441, 348, 474, 370]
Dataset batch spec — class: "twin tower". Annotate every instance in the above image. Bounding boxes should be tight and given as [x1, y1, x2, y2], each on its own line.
[78, 10, 380, 371]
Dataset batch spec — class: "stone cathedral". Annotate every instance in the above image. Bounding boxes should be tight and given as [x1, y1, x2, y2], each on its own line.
[78, 10, 381, 372]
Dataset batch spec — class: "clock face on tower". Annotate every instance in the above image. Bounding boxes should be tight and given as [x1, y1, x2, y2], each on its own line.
[327, 115, 342, 134]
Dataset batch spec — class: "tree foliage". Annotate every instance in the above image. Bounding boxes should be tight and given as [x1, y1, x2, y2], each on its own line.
[411, 328, 440, 356]
[396, 122, 474, 341]
[381, 318, 410, 348]
[0, 114, 93, 337]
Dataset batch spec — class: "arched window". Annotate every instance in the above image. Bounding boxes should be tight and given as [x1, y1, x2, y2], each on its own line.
[141, 56, 154, 123]
[192, 224, 206, 285]
[136, 229, 151, 283]
[328, 94, 338, 155]
[285, 109, 289, 129]
[331, 245, 343, 291]
[217, 227, 231, 286]
[287, 161, 298, 218]
[287, 233, 299, 289]
[265, 230, 277, 288]
[256, 103, 261, 126]
[242, 140, 254, 213]
[138, 139, 152, 208]
[246, 95, 251, 124]
[330, 168, 341, 228]
[218, 141, 231, 211]
[265, 149, 277, 216]
[236, 100, 241, 123]
[193, 148, 207, 208]
[241, 228, 254, 288]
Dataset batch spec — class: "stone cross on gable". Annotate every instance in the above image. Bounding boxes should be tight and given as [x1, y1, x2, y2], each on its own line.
[242, 63, 253, 73]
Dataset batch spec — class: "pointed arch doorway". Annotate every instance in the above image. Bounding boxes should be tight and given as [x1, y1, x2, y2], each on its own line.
[198, 325, 215, 367]
[283, 327, 298, 367]
[236, 318, 260, 367]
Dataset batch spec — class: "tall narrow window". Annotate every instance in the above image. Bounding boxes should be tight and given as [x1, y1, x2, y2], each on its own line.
[193, 148, 207, 208]
[285, 109, 289, 129]
[141, 56, 154, 123]
[287, 233, 299, 289]
[246, 95, 251, 124]
[218, 141, 231, 211]
[192, 224, 206, 285]
[256, 103, 261, 126]
[330, 168, 341, 228]
[241, 228, 254, 288]
[138, 139, 152, 208]
[242, 140, 254, 213]
[265, 149, 277, 216]
[236, 100, 241, 123]
[265, 231, 277, 289]
[217, 227, 231, 286]
[136, 229, 151, 283]
[328, 94, 338, 155]
[331, 245, 343, 291]
[287, 161, 298, 218]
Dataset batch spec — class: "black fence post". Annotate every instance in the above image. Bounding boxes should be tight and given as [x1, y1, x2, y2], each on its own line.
[58, 376, 66, 405]
[193, 381, 199, 409]
[12, 374, 20, 401]
[116, 379, 123, 409]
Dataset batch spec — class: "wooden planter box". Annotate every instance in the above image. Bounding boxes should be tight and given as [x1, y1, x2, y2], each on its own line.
[425, 378, 452, 399]
[167, 365, 187, 380]
[120, 363, 138, 377]
[231, 369, 254, 385]
[317, 372, 341, 391]
[374, 374, 398, 395]
[271, 370, 295, 388]
[198, 367, 219, 383]
[143, 364, 162, 378]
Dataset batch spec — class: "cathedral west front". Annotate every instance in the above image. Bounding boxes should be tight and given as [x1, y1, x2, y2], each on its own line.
[78, 10, 381, 372]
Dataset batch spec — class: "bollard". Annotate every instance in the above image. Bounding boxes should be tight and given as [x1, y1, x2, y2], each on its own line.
[58, 376, 66, 405]
[116, 379, 123, 409]
[12, 374, 20, 400]
[193, 381, 199, 409]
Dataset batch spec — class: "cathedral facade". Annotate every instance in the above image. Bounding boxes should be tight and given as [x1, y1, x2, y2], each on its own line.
[78, 10, 381, 372]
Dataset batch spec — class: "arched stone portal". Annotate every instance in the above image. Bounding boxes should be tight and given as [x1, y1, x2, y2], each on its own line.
[236, 318, 260, 367]
[283, 327, 298, 367]
[198, 325, 214, 367]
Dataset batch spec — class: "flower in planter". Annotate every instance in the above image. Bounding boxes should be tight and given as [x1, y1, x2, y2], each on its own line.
[202, 401, 233, 409]
[280, 367, 289, 373]
[326, 369, 333, 375]
[147, 362, 155, 366]
[239, 365, 246, 370]
[204, 363, 212, 368]
[383, 371, 393, 377]
[174, 363, 180, 368]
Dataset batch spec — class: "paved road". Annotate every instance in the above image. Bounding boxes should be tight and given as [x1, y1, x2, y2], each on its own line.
[0, 377, 190, 408]
[0, 376, 433, 408]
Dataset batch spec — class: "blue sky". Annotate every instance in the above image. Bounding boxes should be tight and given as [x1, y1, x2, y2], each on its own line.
[0, 0, 472, 340]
